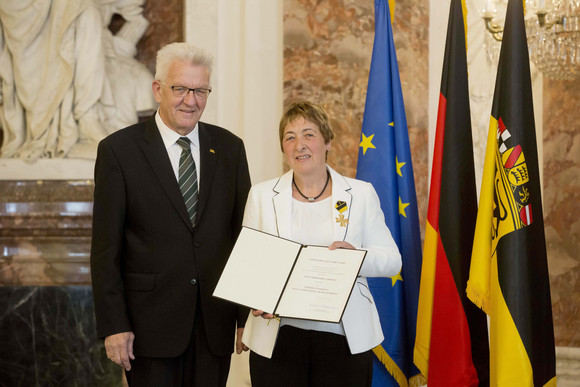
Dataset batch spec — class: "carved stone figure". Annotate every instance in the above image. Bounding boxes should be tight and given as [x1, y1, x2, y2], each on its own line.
[0, 0, 155, 160]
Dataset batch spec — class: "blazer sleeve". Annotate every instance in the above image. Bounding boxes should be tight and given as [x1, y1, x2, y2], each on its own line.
[357, 182, 402, 278]
[90, 139, 132, 339]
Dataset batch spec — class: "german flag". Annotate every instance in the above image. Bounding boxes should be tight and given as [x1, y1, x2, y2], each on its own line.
[467, 0, 557, 385]
[414, 0, 489, 385]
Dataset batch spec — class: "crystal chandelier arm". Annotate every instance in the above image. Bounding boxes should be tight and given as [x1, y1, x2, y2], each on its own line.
[483, 15, 504, 41]
[536, 11, 563, 29]
[484, 12, 564, 42]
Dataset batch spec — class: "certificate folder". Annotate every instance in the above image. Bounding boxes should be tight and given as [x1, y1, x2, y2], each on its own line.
[213, 227, 366, 323]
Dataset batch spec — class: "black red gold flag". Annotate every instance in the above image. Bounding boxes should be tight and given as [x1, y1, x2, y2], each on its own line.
[415, 0, 489, 385]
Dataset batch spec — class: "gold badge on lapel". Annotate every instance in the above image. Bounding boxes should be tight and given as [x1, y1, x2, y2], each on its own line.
[335, 214, 349, 227]
[210, 149, 216, 154]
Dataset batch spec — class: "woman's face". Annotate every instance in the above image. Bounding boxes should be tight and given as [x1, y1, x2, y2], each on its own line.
[281, 117, 331, 176]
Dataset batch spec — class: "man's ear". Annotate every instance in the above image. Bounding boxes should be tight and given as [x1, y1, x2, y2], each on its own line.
[152, 81, 162, 104]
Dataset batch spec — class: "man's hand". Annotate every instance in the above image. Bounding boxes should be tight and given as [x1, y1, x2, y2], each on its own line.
[104, 331, 135, 371]
[236, 327, 249, 354]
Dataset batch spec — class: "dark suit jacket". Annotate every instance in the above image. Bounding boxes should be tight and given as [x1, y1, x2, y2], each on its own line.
[90, 116, 251, 358]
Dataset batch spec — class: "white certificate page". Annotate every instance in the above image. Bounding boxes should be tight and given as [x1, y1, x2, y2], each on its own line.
[274, 245, 366, 323]
[213, 227, 301, 313]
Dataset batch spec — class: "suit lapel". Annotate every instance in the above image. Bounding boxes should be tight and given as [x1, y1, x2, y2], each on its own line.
[272, 170, 293, 239]
[198, 122, 217, 224]
[140, 117, 194, 232]
[329, 167, 353, 242]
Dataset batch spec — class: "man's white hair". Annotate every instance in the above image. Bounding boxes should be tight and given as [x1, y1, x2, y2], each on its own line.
[154, 42, 213, 81]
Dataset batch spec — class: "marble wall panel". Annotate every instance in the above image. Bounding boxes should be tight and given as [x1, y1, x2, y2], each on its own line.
[136, 0, 184, 74]
[283, 0, 429, 233]
[0, 286, 122, 386]
[543, 78, 580, 347]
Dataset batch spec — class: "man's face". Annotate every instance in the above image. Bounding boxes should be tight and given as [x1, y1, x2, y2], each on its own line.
[153, 60, 210, 135]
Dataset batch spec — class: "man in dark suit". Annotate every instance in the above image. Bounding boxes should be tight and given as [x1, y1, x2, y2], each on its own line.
[90, 42, 251, 386]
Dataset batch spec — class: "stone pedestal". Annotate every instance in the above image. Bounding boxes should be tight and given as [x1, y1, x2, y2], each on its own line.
[0, 180, 122, 385]
[0, 181, 93, 286]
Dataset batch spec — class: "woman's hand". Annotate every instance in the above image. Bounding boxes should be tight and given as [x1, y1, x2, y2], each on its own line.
[329, 241, 355, 250]
[252, 309, 276, 319]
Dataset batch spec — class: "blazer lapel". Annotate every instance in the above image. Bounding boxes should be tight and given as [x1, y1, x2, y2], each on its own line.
[329, 167, 353, 242]
[197, 122, 217, 225]
[273, 168, 352, 242]
[140, 117, 194, 232]
[272, 170, 293, 239]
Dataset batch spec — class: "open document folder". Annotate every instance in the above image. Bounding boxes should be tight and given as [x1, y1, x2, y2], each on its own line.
[213, 227, 366, 323]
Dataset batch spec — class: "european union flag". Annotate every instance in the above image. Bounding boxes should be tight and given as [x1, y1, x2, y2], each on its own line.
[355, 0, 423, 385]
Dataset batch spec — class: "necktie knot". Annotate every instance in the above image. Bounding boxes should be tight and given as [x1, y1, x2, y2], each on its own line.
[177, 137, 191, 151]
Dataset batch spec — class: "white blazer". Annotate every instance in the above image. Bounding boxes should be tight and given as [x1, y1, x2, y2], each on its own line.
[241, 166, 402, 357]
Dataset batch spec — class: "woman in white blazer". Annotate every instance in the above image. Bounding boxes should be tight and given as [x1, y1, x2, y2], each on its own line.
[241, 101, 402, 387]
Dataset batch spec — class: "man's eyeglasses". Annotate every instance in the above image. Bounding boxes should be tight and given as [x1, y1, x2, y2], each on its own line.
[159, 81, 212, 99]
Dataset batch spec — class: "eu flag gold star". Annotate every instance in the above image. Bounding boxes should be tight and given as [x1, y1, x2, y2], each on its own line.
[396, 156, 406, 177]
[359, 133, 376, 155]
[399, 197, 410, 218]
[391, 271, 403, 286]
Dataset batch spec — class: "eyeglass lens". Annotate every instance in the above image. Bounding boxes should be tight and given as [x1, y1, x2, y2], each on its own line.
[172, 86, 210, 99]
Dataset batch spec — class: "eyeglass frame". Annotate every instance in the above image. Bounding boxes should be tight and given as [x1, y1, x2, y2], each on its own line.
[159, 81, 212, 99]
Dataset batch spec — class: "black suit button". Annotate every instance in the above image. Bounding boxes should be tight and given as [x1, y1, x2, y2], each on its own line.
[190, 279, 197, 286]
[194, 241, 200, 248]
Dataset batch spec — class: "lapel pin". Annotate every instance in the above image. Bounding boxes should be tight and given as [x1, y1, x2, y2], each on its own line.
[209, 149, 215, 154]
[335, 214, 349, 227]
[335, 200, 347, 213]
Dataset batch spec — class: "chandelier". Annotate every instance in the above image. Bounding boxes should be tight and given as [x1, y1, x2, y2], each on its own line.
[482, 0, 580, 80]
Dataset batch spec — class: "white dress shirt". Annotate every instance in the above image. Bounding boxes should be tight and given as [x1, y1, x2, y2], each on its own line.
[155, 111, 201, 188]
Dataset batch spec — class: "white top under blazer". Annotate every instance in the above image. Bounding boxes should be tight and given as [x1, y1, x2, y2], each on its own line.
[241, 166, 402, 358]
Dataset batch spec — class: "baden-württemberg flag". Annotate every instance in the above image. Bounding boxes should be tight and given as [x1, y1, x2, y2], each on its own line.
[414, 0, 489, 385]
[356, 1, 423, 386]
[466, 0, 556, 385]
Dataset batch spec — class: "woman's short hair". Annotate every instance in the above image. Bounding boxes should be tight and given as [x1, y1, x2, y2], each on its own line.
[278, 101, 334, 150]
[155, 42, 213, 81]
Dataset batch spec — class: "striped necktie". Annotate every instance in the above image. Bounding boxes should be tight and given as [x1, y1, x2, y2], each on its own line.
[176, 137, 198, 226]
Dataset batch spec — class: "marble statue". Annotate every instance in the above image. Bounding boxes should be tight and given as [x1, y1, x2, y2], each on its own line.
[0, 0, 156, 161]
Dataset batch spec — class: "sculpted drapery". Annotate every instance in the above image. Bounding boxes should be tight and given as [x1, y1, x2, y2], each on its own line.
[0, 0, 155, 160]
